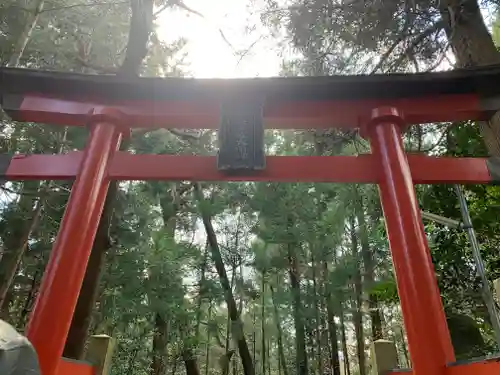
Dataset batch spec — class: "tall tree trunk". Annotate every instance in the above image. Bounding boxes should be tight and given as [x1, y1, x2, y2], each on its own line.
[220, 351, 236, 375]
[0, 290, 13, 321]
[287, 242, 308, 375]
[338, 302, 350, 375]
[353, 188, 382, 340]
[440, 0, 500, 157]
[155, 184, 192, 375]
[64, 0, 154, 357]
[270, 282, 289, 375]
[18, 266, 42, 327]
[261, 276, 266, 375]
[151, 313, 169, 375]
[440, 0, 500, 68]
[232, 355, 238, 375]
[184, 236, 209, 375]
[221, 255, 236, 375]
[0, 182, 43, 310]
[307, 319, 315, 375]
[205, 304, 212, 375]
[252, 308, 256, 370]
[314, 195, 341, 375]
[226, 260, 237, 351]
[194, 184, 255, 375]
[310, 247, 324, 375]
[8, 0, 45, 67]
[394, 324, 409, 368]
[184, 348, 201, 375]
[323, 259, 341, 375]
[63, 188, 114, 358]
[267, 337, 271, 375]
[195, 241, 209, 339]
[171, 356, 178, 375]
[160, 185, 203, 375]
[350, 216, 365, 375]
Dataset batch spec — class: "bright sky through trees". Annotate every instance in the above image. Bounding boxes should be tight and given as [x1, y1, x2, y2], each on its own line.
[157, 0, 283, 78]
[156, 1, 499, 78]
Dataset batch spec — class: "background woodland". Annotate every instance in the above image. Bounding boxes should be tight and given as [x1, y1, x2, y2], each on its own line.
[2, 1, 500, 375]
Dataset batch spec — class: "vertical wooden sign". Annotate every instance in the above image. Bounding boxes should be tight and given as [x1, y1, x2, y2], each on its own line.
[217, 95, 265, 172]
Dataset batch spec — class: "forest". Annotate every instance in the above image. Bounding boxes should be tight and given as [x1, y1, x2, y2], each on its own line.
[2, 1, 500, 375]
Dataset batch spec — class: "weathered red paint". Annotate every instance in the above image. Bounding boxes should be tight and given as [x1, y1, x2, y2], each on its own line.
[388, 358, 500, 375]
[10, 76, 496, 375]
[26, 113, 123, 375]
[366, 107, 455, 375]
[11, 93, 481, 129]
[446, 359, 500, 375]
[57, 359, 95, 375]
[4, 153, 492, 184]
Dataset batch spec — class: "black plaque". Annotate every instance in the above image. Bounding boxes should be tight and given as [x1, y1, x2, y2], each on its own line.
[217, 95, 265, 172]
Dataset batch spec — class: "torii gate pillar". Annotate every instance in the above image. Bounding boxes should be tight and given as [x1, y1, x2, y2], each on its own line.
[25, 108, 125, 375]
[365, 107, 455, 375]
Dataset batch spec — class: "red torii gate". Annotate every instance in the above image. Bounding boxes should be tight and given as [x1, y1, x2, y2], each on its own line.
[2, 66, 500, 375]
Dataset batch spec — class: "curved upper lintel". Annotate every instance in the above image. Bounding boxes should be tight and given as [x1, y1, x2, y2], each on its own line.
[3, 64, 500, 102]
[0, 93, 485, 129]
[1, 65, 500, 128]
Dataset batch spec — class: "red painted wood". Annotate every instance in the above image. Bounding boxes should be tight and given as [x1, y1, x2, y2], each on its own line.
[367, 107, 454, 375]
[57, 358, 95, 375]
[5, 153, 492, 184]
[8, 152, 82, 180]
[385, 360, 500, 375]
[26, 122, 122, 375]
[446, 359, 500, 375]
[13, 93, 481, 129]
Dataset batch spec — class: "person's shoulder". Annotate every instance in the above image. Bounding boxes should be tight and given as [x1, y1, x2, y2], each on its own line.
[0, 319, 40, 375]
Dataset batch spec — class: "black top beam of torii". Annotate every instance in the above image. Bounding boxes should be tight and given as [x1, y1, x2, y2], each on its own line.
[2, 65, 500, 172]
[2, 65, 500, 101]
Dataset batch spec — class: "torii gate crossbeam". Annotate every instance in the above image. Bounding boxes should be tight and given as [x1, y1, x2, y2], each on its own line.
[1, 66, 500, 375]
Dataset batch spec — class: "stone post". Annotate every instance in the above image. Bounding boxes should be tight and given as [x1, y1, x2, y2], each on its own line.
[85, 334, 115, 375]
[371, 340, 398, 375]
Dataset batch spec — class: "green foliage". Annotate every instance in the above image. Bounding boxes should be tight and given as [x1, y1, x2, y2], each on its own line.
[2, 1, 500, 375]
[369, 280, 399, 305]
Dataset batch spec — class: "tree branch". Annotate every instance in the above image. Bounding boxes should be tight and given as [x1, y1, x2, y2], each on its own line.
[75, 54, 117, 74]
[424, 42, 451, 72]
[65, 0, 156, 357]
[235, 36, 264, 66]
[370, 12, 411, 74]
[119, 0, 154, 75]
[168, 129, 202, 140]
[152, 0, 241, 57]
[370, 37, 404, 74]
[154, 0, 204, 19]
[390, 20, 445, 71]
[1, 186, 39, 197]
[40, 1, 128, 13]
[420, 123, 454, 153]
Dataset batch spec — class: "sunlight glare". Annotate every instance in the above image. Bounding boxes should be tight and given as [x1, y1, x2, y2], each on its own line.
[157, 0, 282, 78]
